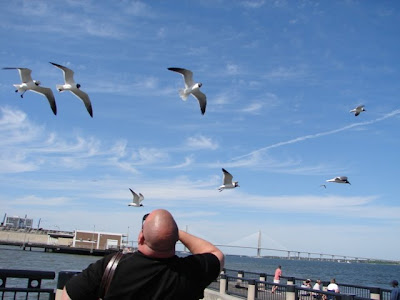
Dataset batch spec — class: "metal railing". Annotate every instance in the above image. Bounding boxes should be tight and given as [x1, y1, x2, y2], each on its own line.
[221, 269, 393, 300]
[0, 269, 55, 300]
[0, 267, 394, 300]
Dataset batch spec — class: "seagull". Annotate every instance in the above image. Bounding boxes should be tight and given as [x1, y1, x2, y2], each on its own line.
[50, 62, 93, 117]
[218, 168, 240, 192]
[3, 67, 57, 115]
[167, 67, 207, 115]
[350, 105, 366, 117]
[326, 176, 351, 185]
[128, 188, 144, 207]
[320, 184, 327, 189]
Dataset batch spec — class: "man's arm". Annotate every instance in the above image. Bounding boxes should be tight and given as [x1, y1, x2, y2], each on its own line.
[178, 230, 224, 270]
[61, 287, 71, 300]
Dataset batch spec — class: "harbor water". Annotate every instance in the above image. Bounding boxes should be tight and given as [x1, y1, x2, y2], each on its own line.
[1, 245, 399, 290]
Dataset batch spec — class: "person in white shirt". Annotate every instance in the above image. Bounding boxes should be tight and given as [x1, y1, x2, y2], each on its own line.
[327, 278, 340, 293]
[313, 279, 322, 299]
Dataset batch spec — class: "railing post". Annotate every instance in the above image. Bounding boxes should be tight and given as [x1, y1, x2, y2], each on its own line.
[55, 271, 80, 300]
[287, 277, 295, 285]
[286, 284, 296, 300]
[236, 270, 244, 287]
[247, 279, 256, 300]
[370, 287, 381, 300]
[259, 273, 266, 290]
[220, 274, 227, 294]
[337, 294, 355, 300]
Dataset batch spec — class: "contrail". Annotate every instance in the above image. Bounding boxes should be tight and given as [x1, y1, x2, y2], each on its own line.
[232, 109, 400, 161]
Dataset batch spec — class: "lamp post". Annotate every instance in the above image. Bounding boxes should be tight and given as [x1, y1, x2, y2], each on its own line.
[90, 225, 95, 253]
[127, 226, 130, 248]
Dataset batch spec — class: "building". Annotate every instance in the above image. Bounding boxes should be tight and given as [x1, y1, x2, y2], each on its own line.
[4, 216, 33, 229]
[72, 230, 123, 250]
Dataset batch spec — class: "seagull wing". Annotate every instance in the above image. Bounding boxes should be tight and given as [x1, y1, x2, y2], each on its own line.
[129, 188, 140, 205]
[30, 85, 57, 115]
[355, 111, 360, 116]
[191, 89, 207, 115]
[139, 193, 144, 204]
[3, 67, 33, 83]
[168, 67, 194, 88]
[222, 168, 233, 185]
[338, 176, 348, 181]
[50, 62, 75, 84]
[70, 88, 93, 117]
[356, 105, 365, 110]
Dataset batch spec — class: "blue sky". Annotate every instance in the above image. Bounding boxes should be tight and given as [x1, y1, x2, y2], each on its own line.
[1, 0, 400, 261]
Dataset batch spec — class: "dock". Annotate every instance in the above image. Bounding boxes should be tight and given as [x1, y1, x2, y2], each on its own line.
[0, 240, 119, 256]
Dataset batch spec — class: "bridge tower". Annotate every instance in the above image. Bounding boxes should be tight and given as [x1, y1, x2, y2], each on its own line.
[257, 230, 261, 257]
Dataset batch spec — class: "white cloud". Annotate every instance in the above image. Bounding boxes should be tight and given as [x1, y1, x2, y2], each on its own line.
[226, 63, 239, 75]
[240, 0, 266, 8]
[185, 135, 219, 150]
[123, 1, 153, 17]
[242, 102, 264, 113]
[265, 66, 308, 80]
[0, 107, 171, 174]
[13, 195, 71, 206]
[166, 156, 194, 169]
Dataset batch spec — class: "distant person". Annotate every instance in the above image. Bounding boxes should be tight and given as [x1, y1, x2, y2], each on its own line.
[301, 279, 312, 296]
[327, 278, 340, 293]
[271, 265, 282, 293]
[313, 279, 322, 291]
[62, 209, 224, 300]
[391, 280, 400, 300]
[301, 279, 312, 288]
[313, 279, 322, 299]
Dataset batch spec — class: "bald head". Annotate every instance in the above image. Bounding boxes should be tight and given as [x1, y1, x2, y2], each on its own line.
[140, 209, 179, 257]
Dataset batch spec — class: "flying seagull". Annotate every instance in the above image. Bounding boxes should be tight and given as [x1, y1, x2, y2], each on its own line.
[167, 67, 207, 115]
[128, 188, 144, 207]
[326, 176, 351, 185]
[350, 105, 366, 117]
[320, 184, 327, 189]
[50, 62, 93, 117]
[3, 67, 57, 115]
[218, 168, 240, 192]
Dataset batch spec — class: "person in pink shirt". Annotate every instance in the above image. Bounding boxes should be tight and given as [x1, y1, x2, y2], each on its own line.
[272, 265, 282, 293]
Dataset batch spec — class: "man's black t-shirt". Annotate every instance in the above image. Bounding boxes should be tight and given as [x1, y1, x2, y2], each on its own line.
[66, 251, 220, 300]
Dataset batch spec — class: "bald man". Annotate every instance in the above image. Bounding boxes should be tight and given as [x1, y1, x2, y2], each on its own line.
[62, 209, 224, 300]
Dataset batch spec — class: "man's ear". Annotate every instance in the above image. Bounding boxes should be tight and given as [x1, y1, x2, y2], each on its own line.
[138, 230, 145, 245]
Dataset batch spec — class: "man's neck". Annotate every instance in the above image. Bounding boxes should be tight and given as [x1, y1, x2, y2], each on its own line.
[138, 244, 176, 258]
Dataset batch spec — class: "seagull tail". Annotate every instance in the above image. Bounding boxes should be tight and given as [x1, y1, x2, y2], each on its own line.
[13, 84, 23, 92]
[179, 89, 188, 101]
[56, 84, 65, 92]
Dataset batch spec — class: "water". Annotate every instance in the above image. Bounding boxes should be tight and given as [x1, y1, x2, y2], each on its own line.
[224, 255, 400, 289]
[0, 246, 399, 290]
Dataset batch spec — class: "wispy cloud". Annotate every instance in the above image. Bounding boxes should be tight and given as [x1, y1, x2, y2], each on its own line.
[185, 135, 219, 150]
[123, 1, 154, 17]
[233, 109, 400, 161]
[0, 107, 172, 174]
[265, 65, 309, 81]
[166, 156, 194, 169]
[226, 63, 239, 75]
[240, 0, 266, 9]
[241, 102, 264, 113]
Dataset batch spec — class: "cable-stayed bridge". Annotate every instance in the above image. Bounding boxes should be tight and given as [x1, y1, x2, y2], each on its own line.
[200, 231, 398, 263]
